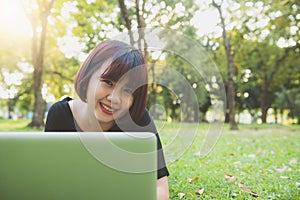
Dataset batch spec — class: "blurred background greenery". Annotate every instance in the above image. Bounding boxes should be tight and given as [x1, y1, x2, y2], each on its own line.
[0, 0, 299, 129]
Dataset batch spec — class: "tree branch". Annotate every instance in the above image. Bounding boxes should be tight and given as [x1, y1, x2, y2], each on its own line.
[118, 0, 134, 45]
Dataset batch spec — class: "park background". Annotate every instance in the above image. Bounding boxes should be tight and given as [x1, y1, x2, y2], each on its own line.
[0, 0, 299, 199]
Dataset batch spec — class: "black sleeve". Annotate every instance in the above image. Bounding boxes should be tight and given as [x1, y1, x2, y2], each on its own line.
[112, 111, 170, 179]
[156, 130, 170, 179]
[138, 111, 170, 179]
[44, 97, 76, 132]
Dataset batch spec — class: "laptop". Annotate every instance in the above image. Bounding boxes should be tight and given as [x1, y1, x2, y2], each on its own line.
[0, 132, 157, 200]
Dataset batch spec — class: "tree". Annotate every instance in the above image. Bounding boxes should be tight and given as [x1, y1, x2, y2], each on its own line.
[212, 0, 238, 130]
[147, 1, 203, 122]
[274, 87, 300, 124]
[23, 0, 54, 128]
[68, 0, 218, 123]
[235, 0, 299, 123]
[206, 0, 299, 124]
[117, 0, 134, 45]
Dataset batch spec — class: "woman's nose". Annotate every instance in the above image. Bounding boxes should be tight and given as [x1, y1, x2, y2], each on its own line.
[107, 92, 121, 105]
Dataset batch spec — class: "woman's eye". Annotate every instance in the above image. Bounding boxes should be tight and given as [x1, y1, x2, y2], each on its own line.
[101, 79, 114, 87]
[123, 88, 133, 96]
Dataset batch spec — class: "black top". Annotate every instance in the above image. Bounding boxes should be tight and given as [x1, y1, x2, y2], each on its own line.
[45, 97, 169, 179]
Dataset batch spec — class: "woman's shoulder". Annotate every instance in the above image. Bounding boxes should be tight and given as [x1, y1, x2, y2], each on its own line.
[137, 110, 158, 133]
[45, 96, 75, 131]
[48, 96, 73, 115]
[138, 109, 152, 126]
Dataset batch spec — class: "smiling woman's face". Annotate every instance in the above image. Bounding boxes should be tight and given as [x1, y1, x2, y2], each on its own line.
[86, 63, 134, 127]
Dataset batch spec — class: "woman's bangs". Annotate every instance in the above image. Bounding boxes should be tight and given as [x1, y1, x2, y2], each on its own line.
[126, 66, 148, 92]
[100, 52, 147, 87]
[100, 54, 131, 82]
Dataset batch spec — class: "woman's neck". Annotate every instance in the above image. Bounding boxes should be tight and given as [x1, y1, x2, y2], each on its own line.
[70, 99, 114, 132]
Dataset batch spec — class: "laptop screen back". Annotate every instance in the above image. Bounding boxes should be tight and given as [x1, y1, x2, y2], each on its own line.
[0, 132, 157, 200]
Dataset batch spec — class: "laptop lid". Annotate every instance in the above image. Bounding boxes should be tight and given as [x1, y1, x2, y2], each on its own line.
[0, 132, 157, 200]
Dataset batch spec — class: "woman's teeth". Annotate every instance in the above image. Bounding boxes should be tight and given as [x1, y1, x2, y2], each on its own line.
[101, 103, 112, 112]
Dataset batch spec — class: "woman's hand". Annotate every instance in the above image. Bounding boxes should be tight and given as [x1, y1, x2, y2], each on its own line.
[157, 176, 169, 200]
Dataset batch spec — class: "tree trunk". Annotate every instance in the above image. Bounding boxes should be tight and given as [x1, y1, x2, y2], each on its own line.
[212, 0, 238, 130]
[171, 104, 178, 122]
[261, 107, 268, 123]
[260, 77, 270, 124]
[26, 0, 54, 128]
[8, 101, 13, 119]
[118, 0, 134, 45]
[260, 89, 268, 123]
[193, 102, 199, 122]
[280, 108, 284, 124]
[227, 77, 238, 129]
[150, 63, 157, 117]
[118, 0, 153, 118]
[29, 65, 46, 128]
[135, 0, 147, 55]
[274, 107, 278, 124]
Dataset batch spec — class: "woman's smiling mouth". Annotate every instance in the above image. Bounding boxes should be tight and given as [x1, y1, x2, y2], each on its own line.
[99, 102, 113, 115]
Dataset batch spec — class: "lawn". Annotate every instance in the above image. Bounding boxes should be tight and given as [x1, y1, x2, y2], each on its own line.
[0, 119, 43, 132]
[162, 123, 300, 199]
[0, 119, 299, 199]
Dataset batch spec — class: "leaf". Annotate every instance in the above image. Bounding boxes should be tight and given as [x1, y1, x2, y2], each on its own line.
[194, 151, 201, 157]
[289, 158, 297, 165]
[238, 183, 259, 198]
[256, 148, 263, 153]
[225, 174, 237, 182]
[187, 176, 198, 183]
[248, 154, 256, 158]
[250, 192, 259, 198]
[231, 192, 238, 198]
[195, 188, 204, 195]
[178, 193, 186, 199]
[280, 176, 289, 179]
[275, 165, 292, 173]
[233, 161, 241, 165]
[270, 151, 276, 155]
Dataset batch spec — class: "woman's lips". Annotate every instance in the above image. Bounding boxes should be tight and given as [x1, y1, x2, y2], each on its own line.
[99, 102, 113, 115]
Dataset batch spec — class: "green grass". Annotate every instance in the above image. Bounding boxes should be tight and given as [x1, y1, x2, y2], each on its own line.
[0, 119, 43, 132]
[0, 119, 299, 199]
[160, 123, 300, 199]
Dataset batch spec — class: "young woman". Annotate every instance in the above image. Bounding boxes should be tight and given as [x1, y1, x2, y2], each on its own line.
[45, 40, 169, 200]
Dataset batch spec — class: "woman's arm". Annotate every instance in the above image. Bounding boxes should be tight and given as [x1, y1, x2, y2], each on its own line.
[157, 176, 169, 200]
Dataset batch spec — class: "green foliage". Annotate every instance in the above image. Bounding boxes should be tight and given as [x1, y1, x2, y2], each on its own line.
[274, 87, 300, 124]
[0, 0, 299, 124]
[71, 0, 115, 52]
[43, 49, 79, 100]
[207, 0, 299, 122]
